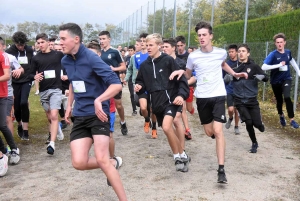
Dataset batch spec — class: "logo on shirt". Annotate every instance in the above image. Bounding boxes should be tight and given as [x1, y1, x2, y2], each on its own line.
[159, 69, 163, 72]
[277, 57, 281, 60]
[284, 83, 289, 86]
[167, 110, 172, 114]
[136, 54, 140, 58]
[221, 115, 225, 120]
[108, 54, 111, 59]
[247, 68, 251, 73]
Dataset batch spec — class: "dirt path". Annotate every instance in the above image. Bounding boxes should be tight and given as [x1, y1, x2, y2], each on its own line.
[0, 86, 299, 201]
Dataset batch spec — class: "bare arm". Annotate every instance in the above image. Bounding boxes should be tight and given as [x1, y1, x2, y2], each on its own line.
[111, 62, 126, 72]
[0, 69, 10, 82]
[222, 61, 248, 79]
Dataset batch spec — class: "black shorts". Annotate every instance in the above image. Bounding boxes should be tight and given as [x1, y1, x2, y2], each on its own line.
[138, 92, 149, 100]
[114, 91, 122, 100]
[70, 115, 110, 142]
[155, 104, 183, 127]
[226, 94, 234, 107]
[234, 98, 261, 122]
[196, 96, 226, 125]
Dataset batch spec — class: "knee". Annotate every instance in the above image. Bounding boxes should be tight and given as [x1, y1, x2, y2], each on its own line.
[162, 123, 172, 134]
[115, 102, 122, 110]
[72, 159, 87, 170]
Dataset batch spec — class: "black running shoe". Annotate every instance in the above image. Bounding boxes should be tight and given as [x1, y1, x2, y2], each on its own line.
[249, 143, 258, 153]
[22, 134, 29, 141]
[120, 122, 128, 135]
[45, 133, 51, 144]
[47, 144, 55, 155]
[17, 125, 23, 139]
[217, 168, 227, 184]
[61, 120, 68, 129]
[211, 134, 215, 139]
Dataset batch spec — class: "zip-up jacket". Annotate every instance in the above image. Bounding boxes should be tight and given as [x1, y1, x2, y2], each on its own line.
[232, 60, 268, 100]
[135, 53, 189, 114]
[5, 44, 33, 83]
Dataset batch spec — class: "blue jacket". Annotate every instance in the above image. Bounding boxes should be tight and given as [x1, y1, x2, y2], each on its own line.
[62, 44, 121, 116]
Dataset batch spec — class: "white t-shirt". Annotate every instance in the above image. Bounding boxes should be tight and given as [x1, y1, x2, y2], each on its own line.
[186, 47, 227, 98]
[5, 53, 21, 97]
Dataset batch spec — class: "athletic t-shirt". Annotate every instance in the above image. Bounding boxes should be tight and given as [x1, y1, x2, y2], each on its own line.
[6, 53, 21, 97]
[134, 51, 148, 70]
[176, 51, 189, 63]
[31, 50, 64, 92]
[224, 59, 238, 95]
[186, 47, 227, 98]
[0, 51, 10, 97]
[101, 47, 124, 77]
[264, 49, 292, 84]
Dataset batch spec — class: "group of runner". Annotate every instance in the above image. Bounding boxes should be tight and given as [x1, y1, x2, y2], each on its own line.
[0, 20, 299, 201]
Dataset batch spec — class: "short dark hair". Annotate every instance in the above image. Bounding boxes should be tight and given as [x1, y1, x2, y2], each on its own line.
[120, 49, 125, 52]
[163, 38, 177, 47]
[59, 23, 83, 43]
[139, 33, 148, 39]
[90, 39, 98, 43]
[195, 21, 213, 34]
[99, 31, 111, 38]
[227, 44, 238, 51]
[238, 44, 250, 52]
[175, 35, 186, 44]
[273, 33, 286, 42]
[49, 37, 57, 42]
[128, 45, 135, 51]
[12, 31, 29, 45]
[86, 41, 101, 53]
[36, 33, 48, 41]
[135, 38, 141, 42]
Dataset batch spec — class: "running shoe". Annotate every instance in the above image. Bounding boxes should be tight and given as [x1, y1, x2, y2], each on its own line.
[249, 143, 258, 153]
[0, 154, 8, 177]
[47, 144, 55, 155]
[144, 121, 150, 133]
[181, 154, 191, 172]
[57, 125, 64, 141]
[217, 168, 227, 184]
[234, 126, 240, 135]
[17, 125, 23, 139]
[120, 122, 128, 135]
[225, 118, 233, 129]
[174, 157, 184, 171]
[10, 148, 20, 165]
[290, 120, 299, 129]
[211, 134, 215, 139]
[132, 111, 137, 116]
[151, 129, 157, 139]
[280, 115, 286, 127]
[184, 129, 192, 140]
[107, 156, 123, 186]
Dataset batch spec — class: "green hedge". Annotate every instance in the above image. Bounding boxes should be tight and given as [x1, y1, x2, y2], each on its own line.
[213, 9, 300, 43]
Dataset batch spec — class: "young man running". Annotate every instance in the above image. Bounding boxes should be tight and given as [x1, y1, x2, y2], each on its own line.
[233, 44, 268, 153]
[135, 33, 190, 172]
[60, 23, 127, 200]
[30, 33, 64, 155]
[184, 21, 247, 183]
[262, 33, 300, 128]
[99, 31, 128, 135]
[224, 44, 240, 134]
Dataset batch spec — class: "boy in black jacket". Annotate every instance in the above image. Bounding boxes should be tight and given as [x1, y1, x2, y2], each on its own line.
[135, 33, 190, 172]
[232, 44, 268, 153]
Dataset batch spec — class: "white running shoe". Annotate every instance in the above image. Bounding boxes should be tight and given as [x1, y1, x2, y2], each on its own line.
[114, 156, 123, 168]
[35, 90, 39, 95]
[0, 154, 8, 176]
[9, 148, 20, 165]
[57, 124, 64, 141]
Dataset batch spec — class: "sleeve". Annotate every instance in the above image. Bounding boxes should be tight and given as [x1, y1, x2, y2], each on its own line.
[0, 53, 10, 69]
[115, 50, 124, 63]
[28, 57, 38, 81]
[11, 56, 21, 69]
[186, 55, 193, 71]
[255, 64, 269, 82]
[124, 56, 134, 81]
[263, 51, 275, 65]
[170, 58, 189, 99]
[135, 54, 140, 70]
[135, 65, 146, 95]
[90, 53, 121, 85]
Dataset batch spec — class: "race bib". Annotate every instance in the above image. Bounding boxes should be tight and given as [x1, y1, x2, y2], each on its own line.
[72, 81, 86, 93]
[202, 73, 213, 83]
[61, 70, 63, 77]
[279, 65, 288, 71]
[44, 70, 56, 79]
[18, 56, 28, 64]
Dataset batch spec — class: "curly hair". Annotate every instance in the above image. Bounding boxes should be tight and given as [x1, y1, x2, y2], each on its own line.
[12, 31, 29, 45]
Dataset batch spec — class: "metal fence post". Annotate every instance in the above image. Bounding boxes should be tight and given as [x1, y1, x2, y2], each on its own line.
[243, 0, 249, 43]
[211, 0, 215, 27]
[188, 0, 192, 47]
[153, 0, 156, 33]
[263, 41, 269, 101]
[293, 32, 300, 111]
[162, 0, 165, 36]
[173, 0, 177, 37]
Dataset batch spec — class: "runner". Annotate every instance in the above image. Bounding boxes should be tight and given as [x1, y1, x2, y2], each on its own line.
[99, 31, 128, 135]
[262, 33, 300, 128]
[59, 23, 127, 200]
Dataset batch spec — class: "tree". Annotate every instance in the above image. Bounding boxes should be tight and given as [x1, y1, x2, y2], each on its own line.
[82, 23, 94, 42]
[17, 21, 33, 39]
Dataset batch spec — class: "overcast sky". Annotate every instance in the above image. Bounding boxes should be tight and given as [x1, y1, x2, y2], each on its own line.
[0, 0, 150, 26]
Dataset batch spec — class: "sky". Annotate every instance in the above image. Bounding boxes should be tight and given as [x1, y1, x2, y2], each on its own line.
[0, 0, 150, 26]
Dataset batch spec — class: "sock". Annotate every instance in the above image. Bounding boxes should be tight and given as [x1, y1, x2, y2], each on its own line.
[120, 121, 125, 125]
[152, 122, 156, 129]
[173, 153, 180, 160]
[145, 117, 150, 122]
[18, 125, 22, 129]
[219, 165, 224, 170]
[234, 126, 238, 128]
[23, 130, 28, 136]
[229, 117, 233, 120]
[180, 151, 187, 159]
[49, 141, 55, 149]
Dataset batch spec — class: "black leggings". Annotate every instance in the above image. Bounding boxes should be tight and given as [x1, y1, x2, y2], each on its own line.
[128, 76, 136, 112]
[271, 80, 294, 118]
[0, 98, 17, 153]
[12, 82, 31, 123]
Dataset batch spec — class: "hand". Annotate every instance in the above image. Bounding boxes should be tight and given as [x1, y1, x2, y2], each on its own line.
[223, 74, 233, 84]
[94, 98, 108, 122]
[173, 96, 184, 105]
[61, 75, 68, 81]
[35, 72, 44, 82]
[123, 80, 127, 85]
[65, 106, 72, 124]
[110, 65, 115, 71]
[134, 84, 142, 92]
[12, 69, 22, 78]
[234, 72, 248, 79]
[281, 61, 286, 66]
[65, 90, 69, 97]
[169, 70, 185, 80]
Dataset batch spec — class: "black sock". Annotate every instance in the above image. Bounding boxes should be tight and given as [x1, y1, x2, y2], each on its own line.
[235, 126, 238, 128]
[152, 122, 157, 129]
[229, 117, 233, 120]
[23, 130, 28, 136]
[61, 120, 66, 124]
[219, 165, 224, 170]
[145, 117, 150, 122]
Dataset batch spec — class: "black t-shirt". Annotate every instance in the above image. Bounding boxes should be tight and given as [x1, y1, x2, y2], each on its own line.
[176, 51, 189, 63]
[31, 50, 64, 92]
[101, 48, 123, 77]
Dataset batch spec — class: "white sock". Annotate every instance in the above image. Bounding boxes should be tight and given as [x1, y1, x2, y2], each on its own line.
[121, 121, 126, 125]
[180, 151, 187, 159]
[49, 141, 55, 149]
[173, 153, 180, 160]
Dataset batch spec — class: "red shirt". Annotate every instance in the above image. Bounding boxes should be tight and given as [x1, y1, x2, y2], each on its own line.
[0, 52, 9, 97]
[109, 98, 116, 113]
